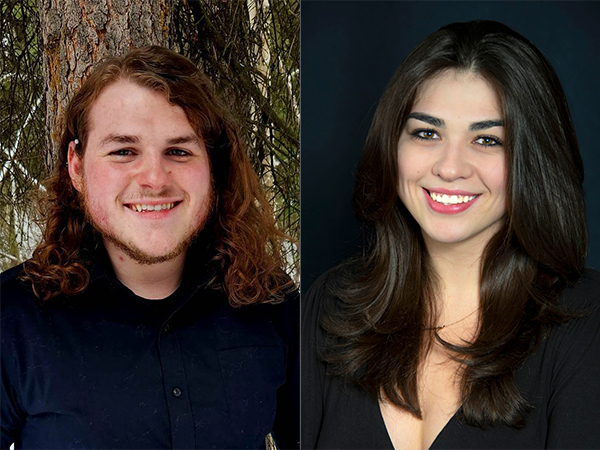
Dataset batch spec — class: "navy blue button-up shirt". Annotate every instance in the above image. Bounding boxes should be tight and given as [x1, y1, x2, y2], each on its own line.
[1, 247, 299, 449]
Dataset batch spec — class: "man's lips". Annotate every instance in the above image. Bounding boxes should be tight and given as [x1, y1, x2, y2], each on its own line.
[123, 200, 182, 213]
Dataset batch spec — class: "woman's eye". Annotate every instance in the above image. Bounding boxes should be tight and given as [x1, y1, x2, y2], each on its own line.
[411, 129, 440, 140]
[474, 136, 503, 147]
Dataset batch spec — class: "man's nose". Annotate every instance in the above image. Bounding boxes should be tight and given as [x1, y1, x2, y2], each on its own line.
[136, 153, 170, 189]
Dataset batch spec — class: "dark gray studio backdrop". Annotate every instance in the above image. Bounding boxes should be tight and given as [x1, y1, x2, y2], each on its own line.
[301, 1, 600, 289]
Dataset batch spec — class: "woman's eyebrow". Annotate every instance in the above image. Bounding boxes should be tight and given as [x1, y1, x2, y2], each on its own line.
[407, 113, 503, 132]
[469, 120, 504, 131]
[407, 112, 445, 128]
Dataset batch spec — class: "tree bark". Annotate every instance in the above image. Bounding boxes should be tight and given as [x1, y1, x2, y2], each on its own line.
[38, 0, 174, 170]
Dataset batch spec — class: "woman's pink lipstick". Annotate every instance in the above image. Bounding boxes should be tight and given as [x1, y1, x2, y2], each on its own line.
[423, 188, 479, 214]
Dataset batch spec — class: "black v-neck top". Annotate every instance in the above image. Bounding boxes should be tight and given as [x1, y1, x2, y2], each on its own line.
[301, 269, 600, 449]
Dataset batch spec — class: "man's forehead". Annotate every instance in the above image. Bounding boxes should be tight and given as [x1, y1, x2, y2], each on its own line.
[83, 80, 203, 147]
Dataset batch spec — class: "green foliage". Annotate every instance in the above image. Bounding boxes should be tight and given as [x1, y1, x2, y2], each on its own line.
[0, 0, 46, 271]
[172, 0, 300, 279]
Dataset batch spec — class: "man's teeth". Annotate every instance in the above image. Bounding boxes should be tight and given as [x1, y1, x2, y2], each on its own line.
[429, 192, 477, 205]
[128, 203, 176, 212]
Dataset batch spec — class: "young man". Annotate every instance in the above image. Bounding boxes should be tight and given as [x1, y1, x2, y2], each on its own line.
[1, 47, 298, 449]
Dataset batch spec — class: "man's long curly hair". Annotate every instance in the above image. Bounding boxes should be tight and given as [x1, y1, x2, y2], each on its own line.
[21, 46, 292, 306]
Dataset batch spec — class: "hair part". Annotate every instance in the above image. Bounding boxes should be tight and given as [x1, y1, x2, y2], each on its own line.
[21, 46, 293, 305]
[323, 20, 587, 428]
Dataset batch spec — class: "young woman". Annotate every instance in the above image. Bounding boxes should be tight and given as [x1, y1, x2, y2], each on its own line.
[302, 20, 600, 449]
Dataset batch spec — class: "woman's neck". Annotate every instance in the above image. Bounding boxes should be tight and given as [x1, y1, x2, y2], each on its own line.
[424, 236, 486, 329]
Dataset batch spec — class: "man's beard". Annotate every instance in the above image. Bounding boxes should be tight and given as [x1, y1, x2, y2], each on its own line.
[80, 185, 214, 266]
[102, 225, 200, 265]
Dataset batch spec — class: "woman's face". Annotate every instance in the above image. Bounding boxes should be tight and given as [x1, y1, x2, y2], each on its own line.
[396, 70, 507, 252]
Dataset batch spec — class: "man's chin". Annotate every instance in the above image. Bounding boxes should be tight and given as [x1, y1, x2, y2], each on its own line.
[104, 235, 194, 266]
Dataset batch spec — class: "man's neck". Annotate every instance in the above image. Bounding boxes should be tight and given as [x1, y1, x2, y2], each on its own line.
[104, 241, 187, 300]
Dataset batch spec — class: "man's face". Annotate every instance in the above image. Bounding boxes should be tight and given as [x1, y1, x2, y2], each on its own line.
[68, 79, 213, 265]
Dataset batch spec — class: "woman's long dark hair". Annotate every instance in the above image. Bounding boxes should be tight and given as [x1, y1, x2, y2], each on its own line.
[322, 20, 587, 428]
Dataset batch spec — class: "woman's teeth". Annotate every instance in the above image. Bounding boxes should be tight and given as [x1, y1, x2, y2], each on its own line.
[429, 192, 477, 205]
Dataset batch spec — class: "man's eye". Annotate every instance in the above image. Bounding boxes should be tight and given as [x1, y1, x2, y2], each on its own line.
[411, 129, 440, 140]
[110, 149, 134, 156]
[474, 136, 503, 147]
[167, 148, 190, 157]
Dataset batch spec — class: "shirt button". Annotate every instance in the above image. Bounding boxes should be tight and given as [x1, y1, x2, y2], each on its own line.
[163, 323, 170, 333]
[172, 387, 182, 398]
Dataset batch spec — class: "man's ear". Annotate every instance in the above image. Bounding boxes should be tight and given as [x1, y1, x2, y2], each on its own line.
[67, 141, 84, 192]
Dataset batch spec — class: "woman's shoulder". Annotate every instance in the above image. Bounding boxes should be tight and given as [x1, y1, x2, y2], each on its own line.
[559, 268, 600, 311]
[304, 268, 340, 299]
[302, 265, 351, 320]
[532, 268, 600, 446]
[544, 268, 600, 375]
[543, 268, 600, 347]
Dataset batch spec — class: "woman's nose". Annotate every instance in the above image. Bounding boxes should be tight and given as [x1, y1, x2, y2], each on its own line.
[432, 140, 473, 182]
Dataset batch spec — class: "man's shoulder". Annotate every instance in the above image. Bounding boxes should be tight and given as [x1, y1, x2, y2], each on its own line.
[217, 283, 299, 348]
[1, 263, 38, 308]
[1, 262, 25, 284]
[1, 263, 45, 345]
[236, 284, 299, 324]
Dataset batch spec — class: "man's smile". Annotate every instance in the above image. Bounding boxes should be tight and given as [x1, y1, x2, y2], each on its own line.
[124, 201, 181, 212]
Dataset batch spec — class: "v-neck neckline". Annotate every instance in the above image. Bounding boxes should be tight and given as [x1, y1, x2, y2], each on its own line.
[376, 398, 460, 450]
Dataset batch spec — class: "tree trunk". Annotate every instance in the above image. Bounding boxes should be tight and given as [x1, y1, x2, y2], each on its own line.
[38, 0, 174, 170]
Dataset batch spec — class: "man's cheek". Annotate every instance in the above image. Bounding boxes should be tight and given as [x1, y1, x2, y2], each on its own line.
[85, 192, 113, 230]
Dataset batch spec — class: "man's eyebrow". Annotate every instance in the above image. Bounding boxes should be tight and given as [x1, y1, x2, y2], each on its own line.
[100, 134, 140, 146]
[406, 113, 445, 128]
[166, 135, 202, 146]
[100, 134, 202, 147]
[469, 120, 504, 131]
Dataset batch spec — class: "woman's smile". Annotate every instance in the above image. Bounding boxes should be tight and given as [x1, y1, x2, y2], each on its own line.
[423, 188, 480, 214]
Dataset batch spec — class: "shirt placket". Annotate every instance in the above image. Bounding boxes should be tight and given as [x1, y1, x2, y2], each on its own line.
[158, 319, 196, 449]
